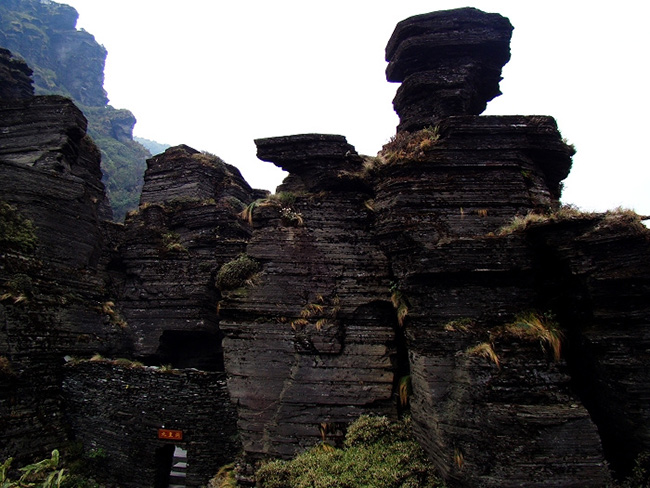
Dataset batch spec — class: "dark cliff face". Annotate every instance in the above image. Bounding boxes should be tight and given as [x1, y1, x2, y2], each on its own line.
[1, 7, 650, 488]
[385, 7, 513, 132]
[221, 135, 398, 459]
[118, 145, 256, 367]
[0, 47, 33, 98]
[215, 7, 646, 487]
[0, 49, 128, 462]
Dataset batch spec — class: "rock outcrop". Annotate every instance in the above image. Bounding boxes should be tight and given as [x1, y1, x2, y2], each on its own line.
[1, 51, 247, 487]
[256, 134, 366, 192]
[386, 7, 513, 132]
[221, 134, 398, 459]
[119, 145, 256, 367]
[0, 48, 126, 463]
[1, 7, 650, 488]
[216, 7, 645, 487]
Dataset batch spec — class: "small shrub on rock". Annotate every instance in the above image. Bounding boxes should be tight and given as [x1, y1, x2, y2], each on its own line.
[379, 126, 441, 164]
[216, 254, 260, 291]
[0, 201, 38, 253]
[0, 356, 15, 379]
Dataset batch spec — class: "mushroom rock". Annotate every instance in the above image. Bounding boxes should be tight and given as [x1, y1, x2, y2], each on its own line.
[255, 133, 365, 192]
[385, 7, 513, 132]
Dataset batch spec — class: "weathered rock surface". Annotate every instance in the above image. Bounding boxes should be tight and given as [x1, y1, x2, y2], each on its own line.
[0, 0, 152, 220]
[1, 59, 247, 486]
[522, 213, 650, 477]
[386, 7, 513, 131]
[0, 47, 33, 99]
[1, 6, 650, 488]
[220, 143, 399, 458]
[0, 53, 127, 464]
[119, 145, 255, 367]
[256, 134, 365, 192]
[374, 115, 573, 263]
[400, 231, 613, 486]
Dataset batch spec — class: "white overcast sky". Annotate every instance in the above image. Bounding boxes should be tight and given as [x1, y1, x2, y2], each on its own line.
[62, 0, 650, 215]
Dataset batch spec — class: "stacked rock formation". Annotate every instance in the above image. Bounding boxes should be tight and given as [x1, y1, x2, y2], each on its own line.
[217, 7, 647, 487]
[119, 145, 257, 368]
[386, 7, 513, 132]
[220, 134, 399, 459]
[376, 9, 613, 486]
[2, 7, 650, 488]
[0, 48, 126, 462]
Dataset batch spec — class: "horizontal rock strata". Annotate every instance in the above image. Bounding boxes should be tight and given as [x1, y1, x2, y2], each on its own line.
[1, 7, 649, 488]
[119, 145, 255, 366]
[221, 135, 399, 459]
[0, 61, 125, 464]
[522, 213, 650, 476]
[255, 133, 365, 192]
[386, 7, 513, 131]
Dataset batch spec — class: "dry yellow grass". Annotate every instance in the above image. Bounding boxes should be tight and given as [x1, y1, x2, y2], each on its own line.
[466, 342, 500, 368]
[504, 312, 563, 361]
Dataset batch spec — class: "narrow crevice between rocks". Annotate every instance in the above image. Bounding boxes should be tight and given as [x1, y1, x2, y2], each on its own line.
[392, 321, 411, 417]
[526, 229, 635, 479]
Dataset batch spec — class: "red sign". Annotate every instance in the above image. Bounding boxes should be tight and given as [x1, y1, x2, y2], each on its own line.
[158, 428, 183, 440]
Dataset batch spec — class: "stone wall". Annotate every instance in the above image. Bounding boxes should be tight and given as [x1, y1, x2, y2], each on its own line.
[63, 361, 240, 488]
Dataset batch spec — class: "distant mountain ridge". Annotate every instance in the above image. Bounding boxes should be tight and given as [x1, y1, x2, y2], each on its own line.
[134, 136, 171, 157]
[0, 0, 149, 220]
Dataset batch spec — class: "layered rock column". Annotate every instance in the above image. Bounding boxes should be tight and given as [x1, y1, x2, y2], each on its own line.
[376, 8, 611, 486]
[385, 7, 513, 132]
[0, 48, 125, 462]
[220, 134, 400, 459]
[119, 145, 256, 367]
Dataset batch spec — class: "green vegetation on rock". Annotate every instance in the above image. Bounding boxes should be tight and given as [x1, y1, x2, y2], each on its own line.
[255, 415, 445, 488]
[216, 254, 260, 291]
[1, 450, 67, 488]
[79, 105, 150, 221]
[0, 200, 37, 253]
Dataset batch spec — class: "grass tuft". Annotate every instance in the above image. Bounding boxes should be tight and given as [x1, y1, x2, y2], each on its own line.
[390, 285, 409, 327]
[504, 311, 563, 361]
[498, 204, 600, 235]
[379, 126, 441, 164]
[208, 462, 238, 488]
[466, 342, 500, 368]
[239, 192, 302, 226]
[444, 318, 475, 333]
[399, 375, 412, 407]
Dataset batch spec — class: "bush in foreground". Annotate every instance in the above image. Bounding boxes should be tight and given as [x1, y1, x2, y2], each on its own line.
[256, 415, 445, 488]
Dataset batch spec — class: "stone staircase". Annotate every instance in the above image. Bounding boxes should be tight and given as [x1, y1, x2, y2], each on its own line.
[168, 446, 187, 488]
